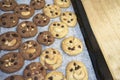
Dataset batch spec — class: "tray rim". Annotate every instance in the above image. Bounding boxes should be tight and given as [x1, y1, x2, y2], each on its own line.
[70, 0, 113, 80]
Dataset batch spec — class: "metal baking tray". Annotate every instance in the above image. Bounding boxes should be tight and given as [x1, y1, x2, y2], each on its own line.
[71, 0, 113, 80]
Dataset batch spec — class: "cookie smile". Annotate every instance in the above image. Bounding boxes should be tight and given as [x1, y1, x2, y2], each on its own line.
[3, 4, 11, 7]
[21, 11, 30, 16]
[5, 39, 17, 47]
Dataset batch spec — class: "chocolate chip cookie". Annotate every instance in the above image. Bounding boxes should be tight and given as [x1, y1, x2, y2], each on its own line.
[17, 21, 38, 38]
[30, 0, 45, 10]
[0, 0, 18, 11]
[14, 4, 34, 19]
[45, 71, 66, 80]
[0, 52, 24, 73]
[5, 75, 24, 80]
[0, 31, 22, 50]
[37, 31, 55, 46]
[0, 13, 19, 28]
[66, 61, 88, 80]
[23, 62, 46, 80]
[49, 21, 68, 38]
[33, 13, 50, 27]
[19, 40, 42, 60]
[60, 11, 77, 27]
[40, 48, 62, 70]
[62, 36, 83, 56]
[43, 4, 61, 18]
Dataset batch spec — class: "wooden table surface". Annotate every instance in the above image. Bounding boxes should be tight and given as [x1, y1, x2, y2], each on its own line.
[81, 0, 120, 79]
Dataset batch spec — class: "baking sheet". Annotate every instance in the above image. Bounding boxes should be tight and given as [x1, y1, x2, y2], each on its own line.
[0, 0, 97, 80]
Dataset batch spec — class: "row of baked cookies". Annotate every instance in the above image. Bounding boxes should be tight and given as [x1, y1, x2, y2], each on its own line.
[3, 61, 88, 80]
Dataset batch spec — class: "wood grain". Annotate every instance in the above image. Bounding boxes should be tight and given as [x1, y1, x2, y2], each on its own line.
[81, 0, 120, 79]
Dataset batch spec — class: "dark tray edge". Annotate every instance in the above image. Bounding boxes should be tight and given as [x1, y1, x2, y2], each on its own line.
[71, 0, 113, 80]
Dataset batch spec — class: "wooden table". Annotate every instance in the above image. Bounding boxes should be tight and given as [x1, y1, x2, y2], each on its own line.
[81, 0, 120, 79]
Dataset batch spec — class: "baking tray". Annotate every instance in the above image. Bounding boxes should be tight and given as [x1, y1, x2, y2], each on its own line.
[70, 0, 114, 80]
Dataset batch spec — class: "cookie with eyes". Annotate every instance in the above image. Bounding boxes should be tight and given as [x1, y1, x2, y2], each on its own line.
[33, 13, 50, 27]
[43, 4, 61, 18]
[60, 11, 77, 27]
[62, 36, 83, 56]
[0, 0, 18, 11]
[45, 71, 66, 80]
[49, 21, 68, 38]
[66, 61, 88, 80]
[0, 13, 19, 28]
[14, 4, 34, 19]
[5, 75, 24, 80]
[30, 0, 45, 10]
[40, 48, 62, 70]
[19, 40, 42, 60]
[37, 31, 55, 46]
[23, 62, 46, 80]
[17, 21, 38, 38]
[54, 0, 71, 8]
[0, 31, 22, 50]
[0, 52, 24, 73]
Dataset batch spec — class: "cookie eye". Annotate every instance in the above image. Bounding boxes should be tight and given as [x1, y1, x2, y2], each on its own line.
[69, 13, 72, 16]
[56, 34, 59, 37]
[2, 2, 5, 5]
[2, 22, 6, 25]
[40, 67, 44, 70]
[70, 68, 73, 72]
[26, 8, 29, 11]
[0, 61, 4, 65]
[78, 45, 81, 48]
[12, 33, 18, 37]
[45, 55, 49, 58]
[61, 25, 64, 28]
[67, 21, 70, 23]
[22, 30, 26, 33]
[53, 51, 56, 54]
[45, 51, 49, 54]
[69, 40, 72, 43]
[10, 16, 13, 19]
[68, 47, 71, 50]
[1, 38, 6, 42]
[73, 62, 76, 66]
[29, 54, 33, 58]
[55, 12, 58, 15]
[14, 62, 18, 65]
[20, 7, 23, 10]
[71, 19, 73, 21]
[33, 43, 37, 47]
[53, 24, 56, 26]
[10, 2, 12, 5]
[57, 23, 60, 26]
[63, 13, 65, 16]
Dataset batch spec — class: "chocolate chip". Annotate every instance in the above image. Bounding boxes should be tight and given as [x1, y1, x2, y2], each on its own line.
[57, 23, 60, 26]
[68, 47, 71, 50]
[55, 12, 58, 15]
[44, 39, 47, 42]
[67, 21, 70, 23]
[2, 22, 6, 25]
[36, 16, 38, 19]
[43, 20, 46, 23]
[11, 59, 15, 62]
[22, 30, 26, 33]
[63, 13, 65, 16]
[48, 40, 51, 42]
[47, 36, 50, 38]
[26, 8, 29, 11]
[38, 21, 41, 23]
[15, 11, 19, 13]
[69, 13, 72, 16]
[53, 51, 56, 54]
[53, 24, 56, 26]
[50, 11, 53, 13]
[45, 55, 49, 58]
[48, 76, 53, 80]
[46, 51, 49, 54]
[71, 47, 75, 50]
[1, 38, 6, 42]
[40, 67, 44, 70]
[33, 44, 37, 47]
[2, 2, 5, 5]
[26, 66, 30, 70]
[32, 3, 35, 5]
[73, 62, 76, 66]
[71, 19, 73, 21]
[10, 17, 13, 19]
[75, 65, 81, 70]
[56, 34, 59, 37]
[61, 25, 64, 28]
[13, 54, 17, 58]
[29, 54, 33, 58]
[27, 72, 31, 76]
[12, 33, 18, 37]
[78, 45, 81, 48]
[34, 76, 38, 80]
[27, 25, 30, 28]
[0, 61, 4, 64]
[10, 76, 14, 80]
[47, 4, 50, 6]
[70, 68, 73, 72]
[10, 2, 12, 5]
[20, 7, 23, 10]
[69, 40, 72, 43]
[14, 62, 18, 65]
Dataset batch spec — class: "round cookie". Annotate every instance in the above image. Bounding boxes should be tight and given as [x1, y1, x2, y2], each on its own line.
[0, 0, 18, 11]
[5, 75, 24, 80]
[49, 22, 68, 38]
[0, 52, 24, 73]
[0, 31, 22, 50]
[0, 13, 19, 28]
[40, 48, 62, 70]
[19, 40, 42, 60]
[43, 4, 61, 18]
[33, 13, 50, 27]
[14, 4, 34, 19]
[45, 71, 66, 80]
[37, 31, 55, 46]
[62, 36, 83, 56]
[23, 62, 46, 80]
[30, 0, 45, 10]
[66, 61, 88, 80]
[17, 21, 38, 38]
[54, 0, 71, 8]
[60, 11, 77, 27]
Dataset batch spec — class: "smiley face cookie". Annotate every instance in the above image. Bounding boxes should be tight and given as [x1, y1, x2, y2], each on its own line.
[0, 0, 18, 11]
[40, 48, 62, 70]
[45, 71, 66, 80]
[5, 75, 24, 80]
[0, 13, 19, 28]
[33, 13, 50, 27]
[17, 21, 38, 38]
[37, 31, 55, 46]
[62, 36, 83, 56]
[43, 4, 61, 18]
[66, 61, 88, 80]
[0, 52, 24, 73]
[19, 40, 42, 60]
[14, 4, 34, 19]
[0, 31, 22, 50]
[54, 0, 71, 8]
[23, 62, 46, 80]
[60, 11, 77, 27]
[30, 0, 45, 10]
[49, 22, 68, 38]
